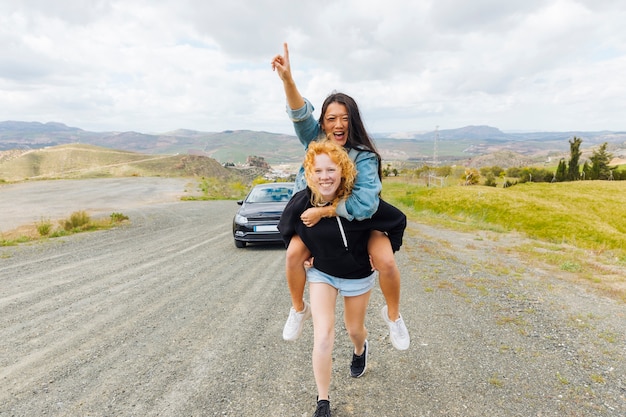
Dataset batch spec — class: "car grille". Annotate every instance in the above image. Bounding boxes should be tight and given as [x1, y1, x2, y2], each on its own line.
[247, 213, 282, 222]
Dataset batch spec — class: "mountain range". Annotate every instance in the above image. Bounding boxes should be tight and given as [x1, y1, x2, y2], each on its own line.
[1, 121, 625, 167]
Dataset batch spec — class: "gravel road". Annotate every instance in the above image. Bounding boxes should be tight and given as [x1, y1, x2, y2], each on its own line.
[1, 178, 624, 416]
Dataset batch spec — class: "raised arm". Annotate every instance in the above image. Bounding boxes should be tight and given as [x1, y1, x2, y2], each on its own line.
[272, 43, 322, 155]
[271, 42, 305, 111]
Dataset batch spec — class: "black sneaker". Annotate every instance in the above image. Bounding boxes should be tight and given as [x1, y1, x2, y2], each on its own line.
[350, 339, 368, 378]
[313, 399, 331, 417]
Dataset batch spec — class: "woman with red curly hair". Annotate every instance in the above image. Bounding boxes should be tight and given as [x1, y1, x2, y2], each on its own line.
[278, 140, 406, 417]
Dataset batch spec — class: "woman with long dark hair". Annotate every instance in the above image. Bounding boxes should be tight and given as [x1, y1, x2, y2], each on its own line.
[271, 43, 410, 351]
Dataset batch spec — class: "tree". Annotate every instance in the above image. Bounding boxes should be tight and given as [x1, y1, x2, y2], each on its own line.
[491, 165, 505, 177]
[554, 159, 567, 182]
[567, 136, 582, 180]
[480, 165, 504, 179]
[581, 161, 591, 180]
[589, 142, 613, 180]
[506, 167, 522, 178]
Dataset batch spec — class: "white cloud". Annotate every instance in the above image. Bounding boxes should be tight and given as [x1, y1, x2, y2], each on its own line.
[0, 0, 625, 133]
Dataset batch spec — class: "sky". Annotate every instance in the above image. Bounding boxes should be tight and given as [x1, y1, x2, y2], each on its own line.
[1, 0, 625, 135]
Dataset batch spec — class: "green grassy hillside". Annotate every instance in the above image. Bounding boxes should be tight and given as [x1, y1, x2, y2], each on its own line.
[383, 179, 626, 301]
[384, 180, 626, 254]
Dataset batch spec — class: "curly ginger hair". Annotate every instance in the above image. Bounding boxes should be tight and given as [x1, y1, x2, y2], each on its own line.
[303, 140, 356, 207]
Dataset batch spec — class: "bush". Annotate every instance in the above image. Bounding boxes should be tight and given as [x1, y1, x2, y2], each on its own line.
[483, 173, 497, 187]
[36, 218, 53, 236]
[185, 177, 250, 200]
[110, 212, 129, 222]
[62, 211, 91, 231]
[462, 168, 480, 185]
[519, 167, 554, 183]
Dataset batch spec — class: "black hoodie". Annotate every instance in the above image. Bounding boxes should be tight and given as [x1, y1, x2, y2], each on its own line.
[278, 188, 406, 279]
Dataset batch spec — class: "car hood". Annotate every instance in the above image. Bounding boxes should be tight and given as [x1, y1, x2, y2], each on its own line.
[238, 202, 288, 217]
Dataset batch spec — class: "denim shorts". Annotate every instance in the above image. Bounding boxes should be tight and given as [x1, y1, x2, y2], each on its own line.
[306, 267, 376, 297]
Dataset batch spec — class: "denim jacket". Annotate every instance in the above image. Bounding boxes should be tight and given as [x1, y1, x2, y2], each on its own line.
[287, 98, 381, 221]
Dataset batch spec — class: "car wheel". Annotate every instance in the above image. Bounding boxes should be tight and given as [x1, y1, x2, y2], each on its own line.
[235, 240, 246, 248]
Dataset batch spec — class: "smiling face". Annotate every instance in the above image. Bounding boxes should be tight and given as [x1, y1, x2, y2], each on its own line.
[304, 140, 356, 207]
[321, 102, 349, 146]
[312, 153, 342, 202]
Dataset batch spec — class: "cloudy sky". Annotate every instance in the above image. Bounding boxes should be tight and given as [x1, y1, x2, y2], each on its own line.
[1, 0, 625, 135]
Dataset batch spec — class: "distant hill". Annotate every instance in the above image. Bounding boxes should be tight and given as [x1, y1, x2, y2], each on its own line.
[0, 143, 261, 183]
[1, 121, 625, 168]
[0, 121, 303, 165]
[374, 125, 626, 165]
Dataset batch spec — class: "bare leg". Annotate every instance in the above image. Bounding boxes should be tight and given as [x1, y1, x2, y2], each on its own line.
[369, 230, 401, 320]
[344, 290, 371, 355]
[286, 235, 311, 312]
[309, 282, 338, 401]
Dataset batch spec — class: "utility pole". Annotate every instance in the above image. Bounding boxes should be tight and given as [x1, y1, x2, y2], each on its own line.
[428, 126, 440, 187]
[433, 125, 439, 167]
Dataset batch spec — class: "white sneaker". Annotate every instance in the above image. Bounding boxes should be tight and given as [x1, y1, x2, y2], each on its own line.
[381, 305, 410, 350]
[282, 301, 312, 341]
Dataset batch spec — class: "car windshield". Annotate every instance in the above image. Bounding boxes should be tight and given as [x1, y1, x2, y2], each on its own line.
[246, 186, 293, 203]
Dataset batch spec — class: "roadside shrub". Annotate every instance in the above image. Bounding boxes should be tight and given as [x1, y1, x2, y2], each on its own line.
[62, 211, 91, 231]
[230, 181, 248, 196]
[3, 209, 129, 246]
[189, 177, 249, 200]
[36, 218, 53, 236]
[110, 212, 129, 222]
[252, 176, 269, 186]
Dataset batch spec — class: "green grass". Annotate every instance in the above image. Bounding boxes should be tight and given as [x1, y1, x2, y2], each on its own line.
[181, 177, 249, 200]
[556, 371, 570, 385]
[383, 179, 626, 258]
[383, 178, 626, 302]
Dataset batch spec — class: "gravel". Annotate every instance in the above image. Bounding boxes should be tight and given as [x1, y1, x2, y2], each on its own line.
[0, 178, 624, 416]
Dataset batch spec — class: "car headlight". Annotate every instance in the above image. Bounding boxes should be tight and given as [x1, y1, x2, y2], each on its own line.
[235, 214, 248, 224]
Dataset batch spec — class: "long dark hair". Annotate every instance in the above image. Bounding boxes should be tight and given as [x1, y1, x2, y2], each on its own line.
[317, 92, 382, 179]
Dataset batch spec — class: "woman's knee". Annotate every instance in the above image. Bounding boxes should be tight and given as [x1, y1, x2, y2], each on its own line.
[286, 236, 310, 266]
[372, 251, 398, 275]
[345, 324, 366, 341]
[314, 329, 335, 352]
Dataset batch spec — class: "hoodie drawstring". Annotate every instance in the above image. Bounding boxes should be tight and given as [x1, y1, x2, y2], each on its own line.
[336, 217, 348, 250]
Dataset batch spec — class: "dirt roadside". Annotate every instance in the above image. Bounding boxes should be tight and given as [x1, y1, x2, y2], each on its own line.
[0, 177, 193, 232]
[0, 178, 624, 416]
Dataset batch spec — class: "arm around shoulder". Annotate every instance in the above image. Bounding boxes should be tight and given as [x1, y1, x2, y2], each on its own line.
[338, 151, 381, 221]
